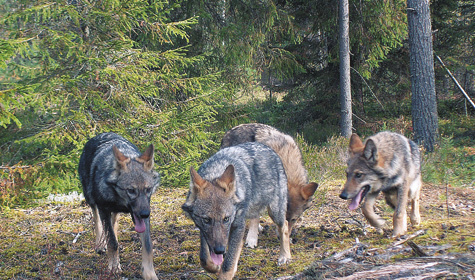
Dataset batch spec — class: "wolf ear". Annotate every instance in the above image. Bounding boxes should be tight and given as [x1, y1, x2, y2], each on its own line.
[301, 182, 319, 200]
[363, 139, 378, 165]
[349, 134, 364, 155]
[190, 166, 207, 194]
[112, 145, 130, 171]
[182, 167, 206, 214]
[137, 144, 154, 172]
[217, 165, 236, 195]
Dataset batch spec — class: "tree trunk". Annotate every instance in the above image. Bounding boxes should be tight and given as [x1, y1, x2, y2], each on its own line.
[339, 0, 352, 138]
[407, 0, 438, 151]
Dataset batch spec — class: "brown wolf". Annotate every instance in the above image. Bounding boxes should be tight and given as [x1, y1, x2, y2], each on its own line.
[221, 123, 318, 246]
[78, 133, 160, 279]
[339, 131, 422, 237]
[182, 142, 291, 279]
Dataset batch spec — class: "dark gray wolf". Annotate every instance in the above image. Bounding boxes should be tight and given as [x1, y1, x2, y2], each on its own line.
[339, 131, 422, 237]
[221, 123, 318, 247]
[78, 132, 160, 279]
[182, 142, 291, 279]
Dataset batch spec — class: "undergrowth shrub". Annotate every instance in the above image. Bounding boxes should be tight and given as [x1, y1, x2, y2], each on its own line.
[422, 135, 475, 188]
[0, 164, 38, 208]
[298, 135, 348, 187]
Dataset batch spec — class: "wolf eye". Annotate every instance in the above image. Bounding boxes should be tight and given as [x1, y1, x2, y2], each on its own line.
[223, 217, 230, 223]
[203, 217, 211, 224]
[355, 172, 363, 178]
[127, 189, 137, 196]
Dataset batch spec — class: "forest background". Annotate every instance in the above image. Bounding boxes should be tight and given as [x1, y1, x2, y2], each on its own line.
[0, 0, 474, 279]
[0, 0, 473, 210]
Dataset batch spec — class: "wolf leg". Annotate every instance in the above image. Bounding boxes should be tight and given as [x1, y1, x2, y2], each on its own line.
[277, 220, 291, 265]
[111, 212, 120, 239]
[92, 206, 106, 254]
[409, 176, 422, 227]
[199, 232, 219, 273]
[219, 225, 245, 280]
[140, 218, 158, 280]
[392, 184, 409, 237]
[104, 211, 121, 274]
[362, 193, 386, 231]
[267, 205, 291, 265]
[245, 218, 260, 248]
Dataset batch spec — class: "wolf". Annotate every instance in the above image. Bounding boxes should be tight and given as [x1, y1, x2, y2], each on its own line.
[339, 131, 422, 237]
[78, 132, 160, 280]
[221, 123, 318, 247]
[182, 142, 291, 280]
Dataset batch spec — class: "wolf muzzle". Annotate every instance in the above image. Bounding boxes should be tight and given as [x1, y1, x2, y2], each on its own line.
[339, 191, 349, 200]
[138, 209, 150, 219]
[213, 245, 225, 255]
[340, 186, 370, 210]
[210, 245, 225, 266]
[131, 208, 150, 233]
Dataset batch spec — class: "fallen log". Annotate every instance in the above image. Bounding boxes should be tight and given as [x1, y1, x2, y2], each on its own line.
[277, 243, 475, 280]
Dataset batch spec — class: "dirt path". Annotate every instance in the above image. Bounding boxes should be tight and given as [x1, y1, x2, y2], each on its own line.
[1, 183, 474, 279]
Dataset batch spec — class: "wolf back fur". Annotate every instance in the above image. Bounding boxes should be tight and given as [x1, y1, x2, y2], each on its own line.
[78, 132, 160, 279]
[339, 131, 422, 237]
[182, 142, 291, 279]
[221, 123, 318, 242]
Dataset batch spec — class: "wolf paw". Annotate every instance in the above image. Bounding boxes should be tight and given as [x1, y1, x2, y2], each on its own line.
[410, 215, 421, 227]
[245, 226, 259, 248]
[375, 218, 386, 228]
[392, 229, 407, 239]
[108, 263, 122, 275]
[277, 256, 291, 266]
[143, 270, 158, 280]
[245, 238, 258, 248]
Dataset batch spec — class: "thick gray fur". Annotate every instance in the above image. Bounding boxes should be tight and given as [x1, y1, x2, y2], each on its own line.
[198, 142, 288, 222]
[78, 132, 159, 279]
[182, 142, 291, 279]
[220, 123, 319, 236]
[340, 131, 422, 237]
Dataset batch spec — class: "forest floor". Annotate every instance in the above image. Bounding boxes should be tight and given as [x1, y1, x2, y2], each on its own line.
[1, 181, 474, 279]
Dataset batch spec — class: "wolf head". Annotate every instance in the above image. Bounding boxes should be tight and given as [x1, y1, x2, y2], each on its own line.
[107, 144, 160, 233]
[182, 165, 239, 267]
[287, 182, 319, 230]
[340, 134, 385, 210]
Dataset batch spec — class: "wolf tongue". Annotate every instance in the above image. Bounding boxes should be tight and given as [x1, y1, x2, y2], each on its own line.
[210, 251, 224, 266]
[133, 214, 146, 233]
[349, 188, 365, 211]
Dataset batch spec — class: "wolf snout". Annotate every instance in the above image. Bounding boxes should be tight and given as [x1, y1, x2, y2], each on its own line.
[138, 210, 150, 219]
[213, 245, 226, 255]
[339, 191, 349, 200]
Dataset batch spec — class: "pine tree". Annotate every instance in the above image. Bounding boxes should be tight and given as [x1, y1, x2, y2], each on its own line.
[339, 0, 352, 137]
[0, 0, 225, 199]
[178, 0, 305, 92]
[407, 0, 439, 151]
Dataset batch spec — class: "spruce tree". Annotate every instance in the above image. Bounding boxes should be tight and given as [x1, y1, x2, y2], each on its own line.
[0, 0, 225, 199]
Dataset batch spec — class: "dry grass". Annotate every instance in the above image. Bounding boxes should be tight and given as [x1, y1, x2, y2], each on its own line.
[1, 180, 474, 279]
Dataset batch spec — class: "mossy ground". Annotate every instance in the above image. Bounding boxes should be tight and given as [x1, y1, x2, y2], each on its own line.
[1, 181, 474, 279]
